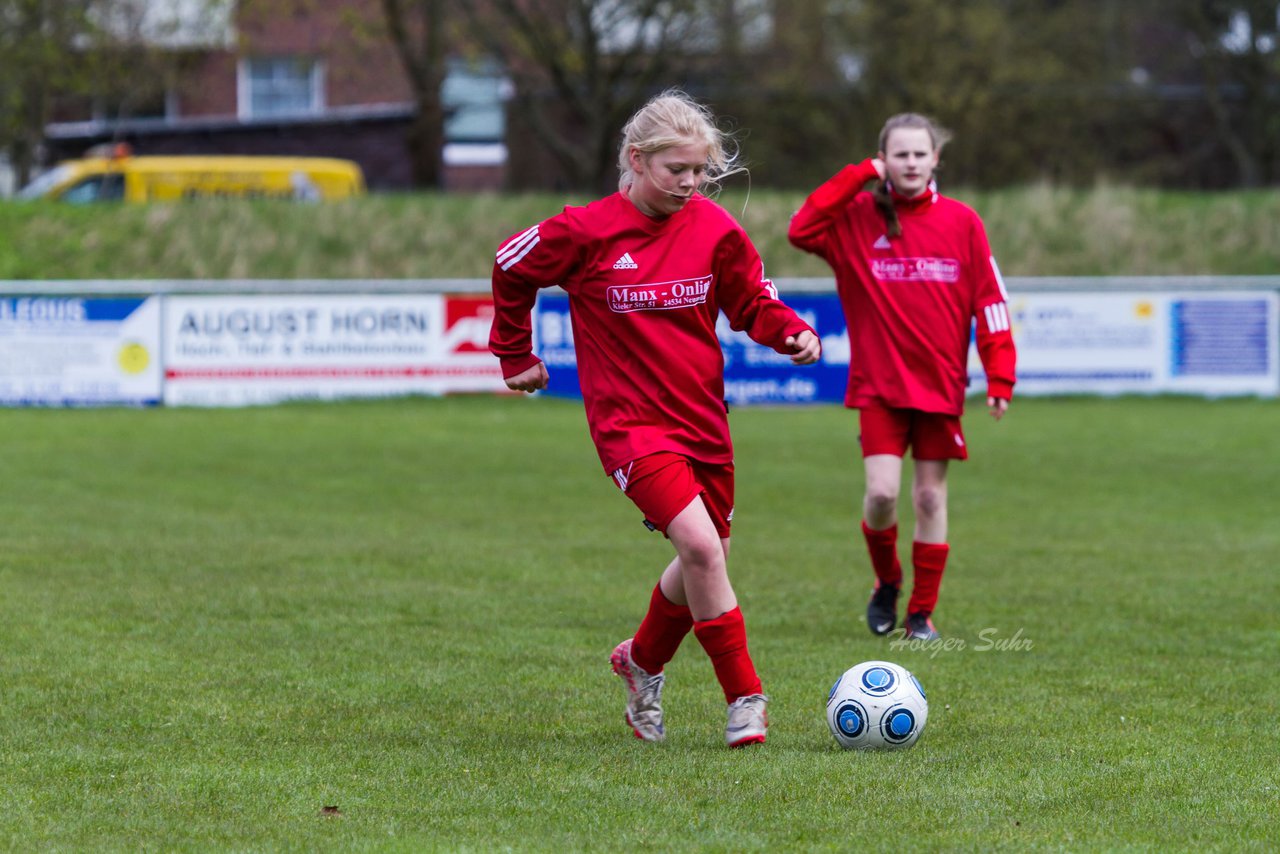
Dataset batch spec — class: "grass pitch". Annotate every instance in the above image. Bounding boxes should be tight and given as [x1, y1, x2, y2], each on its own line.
[1, 395, 1277, 851]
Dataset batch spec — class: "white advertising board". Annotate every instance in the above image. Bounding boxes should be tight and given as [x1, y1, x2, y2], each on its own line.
[970, 291, 1278, 397]
[0, 296, 162, 405]
[163, 294, 506, 406]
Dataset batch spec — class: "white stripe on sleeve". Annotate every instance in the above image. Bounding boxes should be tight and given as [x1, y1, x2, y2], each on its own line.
[499, 236, 540, 271]
[496, 225, 540, 268]
[989, 256, 1009, 300]
[984, 301, 1011, 333]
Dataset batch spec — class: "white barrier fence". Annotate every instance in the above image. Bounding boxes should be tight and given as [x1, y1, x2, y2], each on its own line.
[1, 277, 1277, 406]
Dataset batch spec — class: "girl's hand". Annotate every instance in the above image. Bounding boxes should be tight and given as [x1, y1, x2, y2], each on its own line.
[787, 330, 822, 365]
[505, 362, 549, 393]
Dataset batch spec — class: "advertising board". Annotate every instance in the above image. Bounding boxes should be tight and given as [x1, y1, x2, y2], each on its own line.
[973, 291, 1279, 397]
[0, 296, 161, 405]
[540, 289, 1279, 407]
[0, 282, 1272, 408]
[163, 294, 506, 406]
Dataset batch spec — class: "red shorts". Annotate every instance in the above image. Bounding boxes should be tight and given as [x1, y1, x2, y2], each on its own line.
[858, 403, 968, 461]
[611, 452, 734, 538]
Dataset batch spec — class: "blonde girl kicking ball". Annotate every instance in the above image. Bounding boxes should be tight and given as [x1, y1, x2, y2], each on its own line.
[490, 90, 820, 746]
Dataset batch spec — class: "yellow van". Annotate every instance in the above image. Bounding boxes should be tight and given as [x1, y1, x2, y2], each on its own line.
[18, 148, 365, 203]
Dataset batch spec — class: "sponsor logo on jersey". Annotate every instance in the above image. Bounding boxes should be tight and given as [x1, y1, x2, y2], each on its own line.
[612, 252, 638, 270]
[607, 274, 712, 313]
[871, 257, 961, 283]
[873, 234, 892, 250]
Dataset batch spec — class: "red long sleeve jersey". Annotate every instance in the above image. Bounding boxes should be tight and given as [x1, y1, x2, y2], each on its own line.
[490, 192, 814, 472]
[789, 160, 1017, 415]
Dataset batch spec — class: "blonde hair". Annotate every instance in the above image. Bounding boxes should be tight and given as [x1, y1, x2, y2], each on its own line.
[616, 89, 744, 193]
[873, 112, 953, 237]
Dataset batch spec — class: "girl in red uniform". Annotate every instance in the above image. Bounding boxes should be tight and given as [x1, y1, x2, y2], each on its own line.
[788, 113, 1016, 641]
[490, 90, 820, 746]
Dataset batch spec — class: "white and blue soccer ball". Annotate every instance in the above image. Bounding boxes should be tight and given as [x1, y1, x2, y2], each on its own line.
[826, 660, 928, 750]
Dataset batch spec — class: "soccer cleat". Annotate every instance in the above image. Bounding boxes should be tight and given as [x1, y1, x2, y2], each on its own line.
[866, 581, 900, 636]
[609, 638, 666, 742]
[725, 693, 768, 747]
[903, 612, 940, 641]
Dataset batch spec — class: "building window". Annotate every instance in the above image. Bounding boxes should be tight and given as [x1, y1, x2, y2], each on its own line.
[239, 57, 324, 119]
[443, 58, 508, 143]
[442, 58, 509, 169]
[93, 90, 175, 123]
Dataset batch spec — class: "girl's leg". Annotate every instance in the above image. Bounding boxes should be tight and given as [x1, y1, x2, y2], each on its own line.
[861, 454, 905, 634]
[911, 459, 949, 544]
[862, 453, 903, 531]
[628, 559, 694, 675]
[908, 460, 951, 625]
[666, 498, 762, 704]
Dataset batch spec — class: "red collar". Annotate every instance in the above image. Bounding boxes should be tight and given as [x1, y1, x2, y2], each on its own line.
[886, 179, 939, 211]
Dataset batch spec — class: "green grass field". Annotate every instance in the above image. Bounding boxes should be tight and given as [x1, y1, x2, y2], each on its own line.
[2, 395, 1277, 851]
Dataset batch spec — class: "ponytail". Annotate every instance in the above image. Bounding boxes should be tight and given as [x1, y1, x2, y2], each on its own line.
[871, 180, 901, 237]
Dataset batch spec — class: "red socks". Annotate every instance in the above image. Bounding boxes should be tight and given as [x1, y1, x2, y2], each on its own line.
[863, 522, 950, 615]
[862, 521, 903, 587]
[631, 587, 762, 704]
[693, 606, 763, 703]
[629, 583, 693, 674]
[908, 541, 950, 616]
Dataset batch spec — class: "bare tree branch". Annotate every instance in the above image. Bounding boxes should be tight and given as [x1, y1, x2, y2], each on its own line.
[380, 0, 450, 187]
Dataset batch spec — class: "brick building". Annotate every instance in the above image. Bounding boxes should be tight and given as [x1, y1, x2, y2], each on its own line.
[43, 0, 506, 191]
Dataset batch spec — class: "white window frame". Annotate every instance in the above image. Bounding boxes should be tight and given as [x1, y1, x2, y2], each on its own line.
[237, 56, 326, 120]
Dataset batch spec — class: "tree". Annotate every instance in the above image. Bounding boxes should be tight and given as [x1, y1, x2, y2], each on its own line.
[0, 0, 233, 189]
[1172, 1, 1280, 186]
[88, 0, 232, 127]
[380, 0, 458, 188]
[823, 0, 1139, 186]
[813, 0, 1280, 188]
[0, 0, 97, 186]
[707, 0, 873, 188]
[461, 0, 717, 192]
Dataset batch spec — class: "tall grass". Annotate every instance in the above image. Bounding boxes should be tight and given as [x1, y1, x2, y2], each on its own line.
[2, 184, 1278, 281]
[958, 183, 1280, 276]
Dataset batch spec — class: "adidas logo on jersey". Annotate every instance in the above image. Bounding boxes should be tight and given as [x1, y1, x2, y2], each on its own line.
[613, 252, 638, 270]
[873, 234, 892, 250]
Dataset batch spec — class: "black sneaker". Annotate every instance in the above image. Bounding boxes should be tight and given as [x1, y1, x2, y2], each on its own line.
[866, 582, 900, 636]
[904, 612, 939, 641]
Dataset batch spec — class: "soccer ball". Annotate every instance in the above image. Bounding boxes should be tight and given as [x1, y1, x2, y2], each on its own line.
[826, 660, 928, 750]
